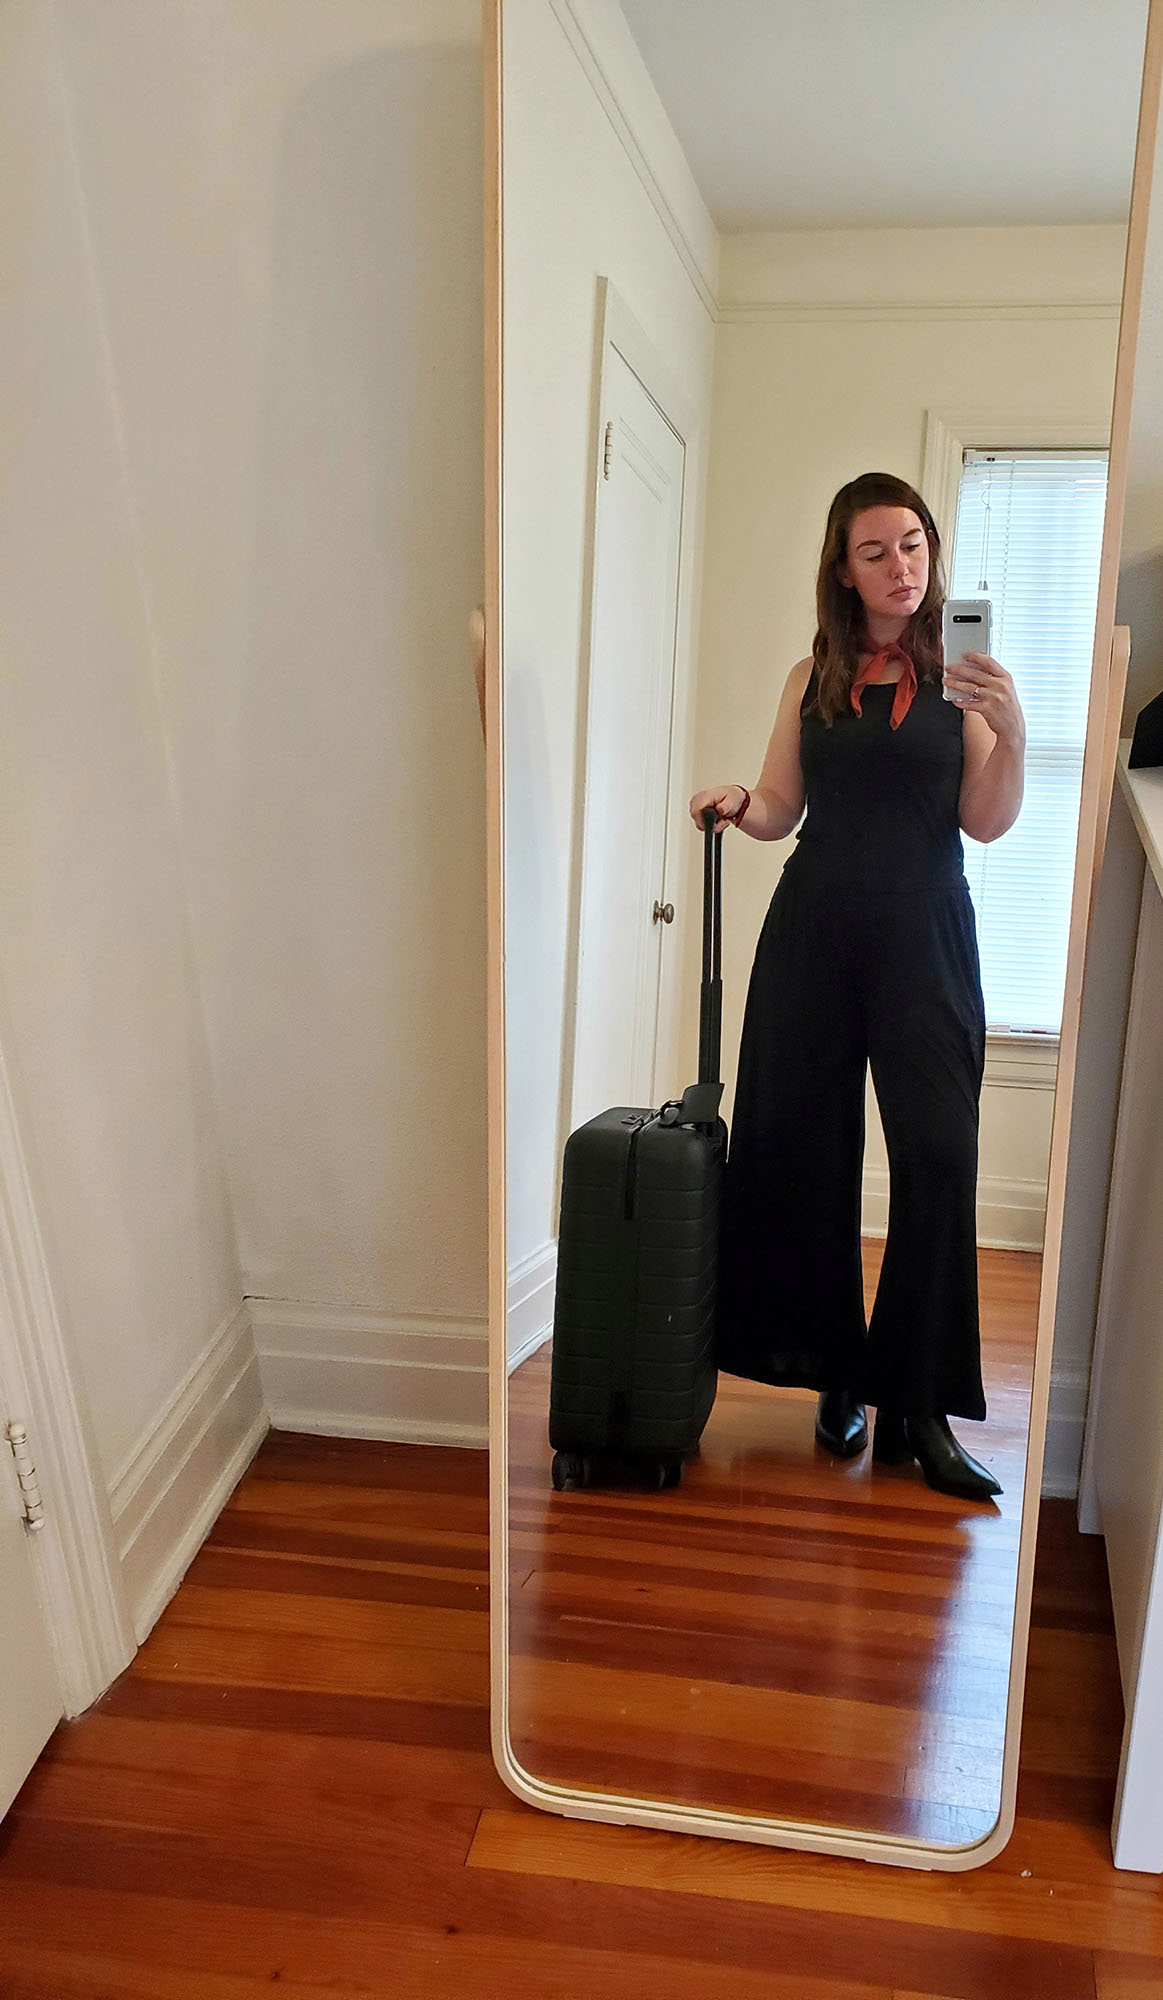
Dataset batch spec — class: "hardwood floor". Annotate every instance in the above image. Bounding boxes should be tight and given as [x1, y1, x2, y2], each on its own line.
[0, 1426, 1151, 2000]
[509, 1241, 1037, 1845]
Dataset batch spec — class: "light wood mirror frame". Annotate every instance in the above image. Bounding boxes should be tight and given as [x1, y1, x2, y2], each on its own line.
[483, 0, 1163, 1870]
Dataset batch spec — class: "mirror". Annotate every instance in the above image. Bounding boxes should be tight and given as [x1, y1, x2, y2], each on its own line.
[486, 0, 1153, 1867]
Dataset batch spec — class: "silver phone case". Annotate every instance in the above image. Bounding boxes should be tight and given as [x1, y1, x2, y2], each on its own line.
[942, 599, 992, 695]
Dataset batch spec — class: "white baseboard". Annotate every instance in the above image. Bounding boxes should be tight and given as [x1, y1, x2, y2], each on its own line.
[507, 1241, 557, 1371]
[861, 1168, 1046, 1253]
[1041, 1365, 1091, 1500]
[250, 1299, 488, 1448]
[109, 1304, 267, 1642]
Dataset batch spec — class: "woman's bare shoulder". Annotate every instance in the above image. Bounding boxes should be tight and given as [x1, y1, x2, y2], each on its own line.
[767, 658, 814, 742]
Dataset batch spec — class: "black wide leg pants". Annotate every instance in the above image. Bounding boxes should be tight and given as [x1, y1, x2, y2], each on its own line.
[716, 863, 988, 1422]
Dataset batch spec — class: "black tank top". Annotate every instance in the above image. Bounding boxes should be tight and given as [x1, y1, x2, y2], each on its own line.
[786, 665, 966, 891]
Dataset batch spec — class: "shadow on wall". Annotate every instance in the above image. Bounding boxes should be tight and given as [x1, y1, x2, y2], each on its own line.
[224, 42, 487, 1312]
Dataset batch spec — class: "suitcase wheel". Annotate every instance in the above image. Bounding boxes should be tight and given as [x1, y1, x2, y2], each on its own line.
[654, 1459, 684, 1491]
[551, 1451, 588, 1492]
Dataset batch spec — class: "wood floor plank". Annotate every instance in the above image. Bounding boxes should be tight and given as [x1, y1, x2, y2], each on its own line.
[466, 1806, 1159, 1963]
[0, 1860, 1098, 2000]
[1093, 1952, 1163, 1997]
[186, 1544, 489, 1610]
[0, 1905, 900, 2000]
[893, 1991, 978, 2000]
[93, 1673, 493, 1751]
[245, 1432, 490, 1493]
[506, 1655, 1009, 1760]
[0, 1896, 911, 2000]
[14, 1713, 512, 1829]
[206, 1506, 489, 1569]
[129, 1621, 487, 1705]
[161, 1581, 489, 1653]
[0, 1426, 1141, 2000]
[503, 1721, 1001, 1841]
[506, 1243, 1056, 1846]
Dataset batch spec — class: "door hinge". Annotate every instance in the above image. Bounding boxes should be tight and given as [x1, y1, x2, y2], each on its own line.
[603, 420, 614, 479]
[5, 1422, 45, 1532]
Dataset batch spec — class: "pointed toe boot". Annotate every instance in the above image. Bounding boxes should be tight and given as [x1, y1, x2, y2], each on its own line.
[874, 1410, 1001, 1501]
[815, 1387, 869, 1459]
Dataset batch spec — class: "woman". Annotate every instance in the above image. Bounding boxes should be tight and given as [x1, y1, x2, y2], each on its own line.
[690, 471, 1025, 1501]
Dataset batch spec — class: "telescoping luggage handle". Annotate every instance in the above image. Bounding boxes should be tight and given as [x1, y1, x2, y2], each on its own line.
[698, 805, 723, 1087]
[661, 808, 724, 1129]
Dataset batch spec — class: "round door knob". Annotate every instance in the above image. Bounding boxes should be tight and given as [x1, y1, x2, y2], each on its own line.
[653, 900, 675, 925]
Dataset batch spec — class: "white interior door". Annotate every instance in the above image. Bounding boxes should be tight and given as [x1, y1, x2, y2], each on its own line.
[0, 1426, 62, 1816]
[570, 345, 684, 1128]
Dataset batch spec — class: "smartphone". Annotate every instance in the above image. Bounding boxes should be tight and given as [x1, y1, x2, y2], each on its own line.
[942, 599, 991, 698]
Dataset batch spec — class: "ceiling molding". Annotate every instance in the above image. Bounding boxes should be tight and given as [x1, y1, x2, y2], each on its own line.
[542, 4, 1126, 333]
[547, 0, 718, 319]
[717, 301, 1122, 327]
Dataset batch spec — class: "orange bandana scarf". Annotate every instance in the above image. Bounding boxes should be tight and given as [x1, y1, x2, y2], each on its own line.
[850, 644, 917, 730]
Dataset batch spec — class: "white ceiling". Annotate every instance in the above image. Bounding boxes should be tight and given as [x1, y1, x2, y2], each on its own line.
[618, 0, 1149, 232]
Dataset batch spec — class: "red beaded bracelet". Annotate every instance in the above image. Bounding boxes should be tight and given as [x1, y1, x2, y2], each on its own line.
[724, 787, 751, 825]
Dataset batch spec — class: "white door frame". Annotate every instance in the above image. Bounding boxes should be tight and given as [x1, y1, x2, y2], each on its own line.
[920, 407, 1112, 558]
[0, 1029, 134, 1716]
[555, 278, 700, 1175]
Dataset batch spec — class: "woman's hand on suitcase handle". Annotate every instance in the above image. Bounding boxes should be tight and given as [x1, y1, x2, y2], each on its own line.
[690, 785, 748, 834]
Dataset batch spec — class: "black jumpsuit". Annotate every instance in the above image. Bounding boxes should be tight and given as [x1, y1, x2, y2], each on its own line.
[715, 666, 988, 1423]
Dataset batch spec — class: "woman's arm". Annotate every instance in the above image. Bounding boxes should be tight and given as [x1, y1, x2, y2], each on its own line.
[689, 658, 812, 841]
[949, 650, 1025, 843]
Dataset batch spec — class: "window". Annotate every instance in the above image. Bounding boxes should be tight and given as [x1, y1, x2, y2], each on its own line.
[949, 449, 1108, 1035]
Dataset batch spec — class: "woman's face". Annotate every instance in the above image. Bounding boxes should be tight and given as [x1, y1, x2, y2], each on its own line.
[840, 505, 930, 623]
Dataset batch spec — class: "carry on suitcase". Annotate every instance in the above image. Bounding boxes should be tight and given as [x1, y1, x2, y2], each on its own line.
[548, 810, 727, 1492]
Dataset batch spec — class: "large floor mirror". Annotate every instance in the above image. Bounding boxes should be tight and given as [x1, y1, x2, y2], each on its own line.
[485, 0, 1158, 1868]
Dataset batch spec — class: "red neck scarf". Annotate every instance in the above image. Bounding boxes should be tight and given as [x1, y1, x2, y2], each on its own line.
[849, 644, 917, 730]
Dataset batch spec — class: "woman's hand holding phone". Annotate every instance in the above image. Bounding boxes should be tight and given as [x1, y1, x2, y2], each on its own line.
[943, 652, 1025, 746]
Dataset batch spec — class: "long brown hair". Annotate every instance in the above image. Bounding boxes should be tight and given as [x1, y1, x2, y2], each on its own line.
[809, 472, 945, 723]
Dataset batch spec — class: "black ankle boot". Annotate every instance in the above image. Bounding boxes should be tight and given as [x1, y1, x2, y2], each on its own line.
[871, 1408, 911, 1465]
[873, 1410, 1001, 1501]
[815, 1388, 868, 1458]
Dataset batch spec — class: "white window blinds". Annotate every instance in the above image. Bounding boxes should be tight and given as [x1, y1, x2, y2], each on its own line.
[948, 449, 1108, 1035]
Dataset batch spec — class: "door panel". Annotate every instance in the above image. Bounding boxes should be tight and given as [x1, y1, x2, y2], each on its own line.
[570, 346, 684, 1127]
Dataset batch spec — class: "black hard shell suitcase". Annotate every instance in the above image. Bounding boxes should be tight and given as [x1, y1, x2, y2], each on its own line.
[548, 813, 726, 1491]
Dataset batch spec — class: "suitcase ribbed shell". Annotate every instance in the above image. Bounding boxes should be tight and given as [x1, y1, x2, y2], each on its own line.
[549, 1106, 723, 1462]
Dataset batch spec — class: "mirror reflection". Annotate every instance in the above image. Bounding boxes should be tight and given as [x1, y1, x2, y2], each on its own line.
[697, 472, 1019, 1506]
[499, 0, 1147, 1853]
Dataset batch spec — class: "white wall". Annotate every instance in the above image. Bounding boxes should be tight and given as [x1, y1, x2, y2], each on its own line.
[694, 225, 1121, 1114]
[0, 0, 488, 1640]
[51, 1, 488, 1436]
[501, 0, 718, 1291]
[0, 0, 243, 1493]
[691, 224, 1122, 1490]
[720, 224, 1126, 312]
